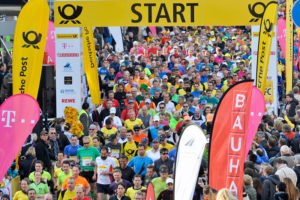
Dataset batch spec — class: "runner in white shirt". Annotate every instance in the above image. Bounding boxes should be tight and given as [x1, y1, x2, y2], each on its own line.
[93, 146, 117, 200]
[146, 139, 161, 162]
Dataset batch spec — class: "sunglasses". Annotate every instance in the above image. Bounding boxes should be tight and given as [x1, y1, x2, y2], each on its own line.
[160, 107, 165, 109]
[161, 153, 168, 155]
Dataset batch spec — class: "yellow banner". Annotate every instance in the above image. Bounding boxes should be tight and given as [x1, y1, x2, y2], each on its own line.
[54, 0, 273, 27]
[83, 27, 101, 105]
[256, 2, 277, 95]
[286, 0, 293, 94]
[12, 0, 49, 99]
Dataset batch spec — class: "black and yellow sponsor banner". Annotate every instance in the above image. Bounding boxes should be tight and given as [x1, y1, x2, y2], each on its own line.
[54, 0, 274, 27]
[12, 0, 49, 99]
[256, 2, 277, 95]
[286, 0, 293, 94]
[83, 27, 101, 105]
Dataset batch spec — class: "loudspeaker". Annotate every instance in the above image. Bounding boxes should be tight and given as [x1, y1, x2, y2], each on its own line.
[37, 64, 56, 118]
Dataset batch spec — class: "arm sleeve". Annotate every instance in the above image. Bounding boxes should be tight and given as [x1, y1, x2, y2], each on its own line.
[127, 158, 134, 167]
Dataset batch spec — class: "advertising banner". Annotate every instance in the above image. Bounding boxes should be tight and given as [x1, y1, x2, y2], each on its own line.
[286, 0, 294, 94]
[44, 21, 56, 65]
[83, 27, 101, 105]
[209, 81, 253, 199]
[54, 0, 273, 27]
[0, 94, 40, 182]
[55, 27, 83, 117]
[12, 0, 49, 99]
[252, 25, 278, 115]
[174, 125, 206, 200]
[255, 2, 277, 95]
[245, 87, 265, 157]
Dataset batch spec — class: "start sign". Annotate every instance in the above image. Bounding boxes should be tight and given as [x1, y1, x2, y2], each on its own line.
[54, 0, 274, 27]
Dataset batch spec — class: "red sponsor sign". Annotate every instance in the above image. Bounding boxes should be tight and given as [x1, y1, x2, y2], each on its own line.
[209, 81, 253, 199]
[61, 99, 75, 103]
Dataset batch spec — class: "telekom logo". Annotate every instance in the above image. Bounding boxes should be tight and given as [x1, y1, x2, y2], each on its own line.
[2, 110, 16, 127]
[1, 110, 36, 128]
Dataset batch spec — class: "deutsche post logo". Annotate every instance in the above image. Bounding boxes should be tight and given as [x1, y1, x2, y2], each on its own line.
[58, 4, 82, 24]
[248, 1, 277, 22]
[22, 31, 42, 49]
[263, 19, 273, 37]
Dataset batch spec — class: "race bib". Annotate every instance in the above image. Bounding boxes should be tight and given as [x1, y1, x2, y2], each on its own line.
[97, 166, 107, 174]
[82, 157, 92, 166]
[108, 81, 114, 87]
[111, 149, 119, 158]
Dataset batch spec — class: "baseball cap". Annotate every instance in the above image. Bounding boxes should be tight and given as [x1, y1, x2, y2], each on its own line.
[140, 83, 149, 92]
[133, 124, 140, 130]
[163, 125, 170, 132]
[225, 53, 231, 57]
[166, 178, 174, 184]
[178, 79, 184, 83]
[163, 75, 168, 80]
[154, 116, 160, 121]
[159, 134, 166, 141]
[145, 99, 151, 104]
[89, 124, 97, 129]
[110, 107, 116, 114]
[160, 166, 169, 174]
[141, 137, 148, 145]
[128, 100, 134, 104]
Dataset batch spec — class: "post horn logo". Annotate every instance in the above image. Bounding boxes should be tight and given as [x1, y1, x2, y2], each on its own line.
[248, 1, 277, 22]
[263, 19, 273, 37]
[58, 4, 82, 24]
[22, 31, 42, 49]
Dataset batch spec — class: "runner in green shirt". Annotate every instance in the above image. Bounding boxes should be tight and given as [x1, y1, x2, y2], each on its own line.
[77, 136, 101, 171]
[28, 171, 49, 199]
[57, 161, 72, 191]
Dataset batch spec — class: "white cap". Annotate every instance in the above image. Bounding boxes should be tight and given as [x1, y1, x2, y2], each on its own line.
[166, 178, 174, 184]
[145, 99, 151, 104]
[178, 79, 184, 83]
[154, 116, 160, 121]
[163, 75, 168, 79]
[110, 107, 116, 114]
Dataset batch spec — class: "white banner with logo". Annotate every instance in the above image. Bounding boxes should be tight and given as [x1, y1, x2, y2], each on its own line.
[251, 25, 278, 115]
[174, 125, 206, 200]
[108, 27, 124, 52]
[55, 27, 83, 117]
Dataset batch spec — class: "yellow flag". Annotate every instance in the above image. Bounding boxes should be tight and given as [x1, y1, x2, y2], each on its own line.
[83, 27, 101, 105]
[256, 2, 277, 94]
[286, 0, 293, 94]
[12, 0, 49, 99]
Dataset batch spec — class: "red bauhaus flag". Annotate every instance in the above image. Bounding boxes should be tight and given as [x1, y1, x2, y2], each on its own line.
[208, 81, 253, 199]
[146, 182, 155, 200]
